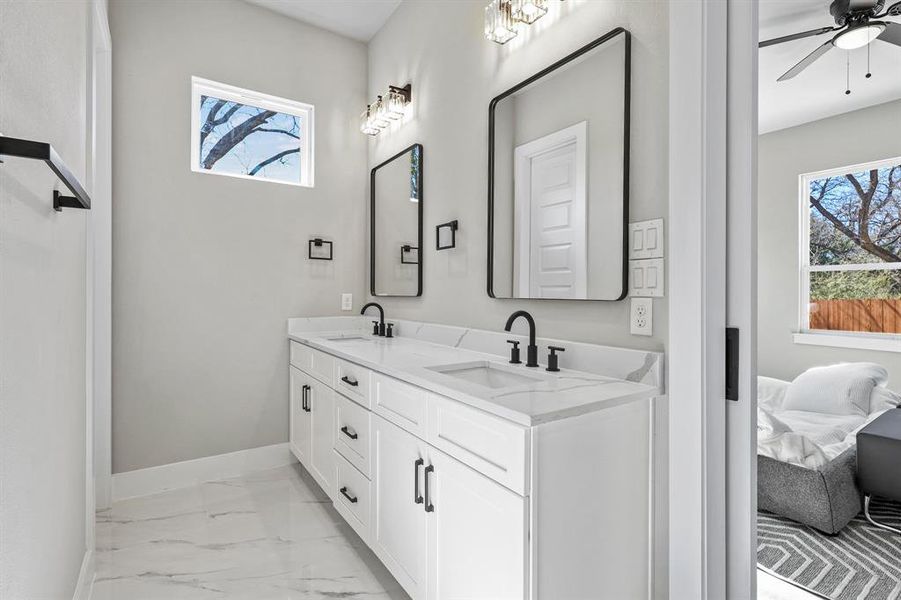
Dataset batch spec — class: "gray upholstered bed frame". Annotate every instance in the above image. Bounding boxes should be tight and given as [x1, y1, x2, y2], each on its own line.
[758, 446, 862, 535]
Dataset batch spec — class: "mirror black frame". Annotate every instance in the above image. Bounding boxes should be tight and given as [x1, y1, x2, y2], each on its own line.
[370, 143, 424, 297]
[487, 27, 631, 301]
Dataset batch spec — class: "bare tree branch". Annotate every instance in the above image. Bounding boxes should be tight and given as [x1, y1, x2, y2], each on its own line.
[253, 127, 300, 139]
[248, 148, 300, 176]
[201, 109, 277, 169]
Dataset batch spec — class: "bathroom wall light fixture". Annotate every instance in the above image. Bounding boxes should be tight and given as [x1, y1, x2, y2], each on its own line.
[511, 0, 548, 25]
[485, 0, 518, 44]
[485, 0, 553, 45]
[360, 84, 412, 136]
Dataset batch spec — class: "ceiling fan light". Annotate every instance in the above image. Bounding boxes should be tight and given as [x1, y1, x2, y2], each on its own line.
[833, 23, 885, 49]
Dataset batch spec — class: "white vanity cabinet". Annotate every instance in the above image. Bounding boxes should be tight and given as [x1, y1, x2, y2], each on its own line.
[287, 339, 651, 600]
[289, 355, 334, 499]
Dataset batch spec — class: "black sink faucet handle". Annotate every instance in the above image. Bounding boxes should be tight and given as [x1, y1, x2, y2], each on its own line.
[546, 346, 565, 372]
[371, 320, 380, 335]
[506, 340, 521, 364]
[386, 323, 395, 338]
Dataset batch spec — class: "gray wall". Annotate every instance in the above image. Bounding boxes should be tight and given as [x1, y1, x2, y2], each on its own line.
[366, 1, 668, 351]
[110, 0, 368, 472]
[758, 99, 901, 387]
[0, 1, 89, 597]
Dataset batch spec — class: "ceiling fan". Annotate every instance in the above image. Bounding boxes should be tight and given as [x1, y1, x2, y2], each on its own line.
[760, 0, 901, 81]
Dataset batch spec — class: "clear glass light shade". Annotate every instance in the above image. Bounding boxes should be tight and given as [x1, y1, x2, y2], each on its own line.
[511, 0, 547, 25]
[834, 23, 885, 50]
[371, 96, 390, 128]
[360, 106, 380, 136]
[485, 0, 517, 45]
[386, 88, 407, 119]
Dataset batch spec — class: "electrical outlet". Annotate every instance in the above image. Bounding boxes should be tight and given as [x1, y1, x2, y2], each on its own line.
[630, 297, 653, 336]
[341, 293, 353, 311]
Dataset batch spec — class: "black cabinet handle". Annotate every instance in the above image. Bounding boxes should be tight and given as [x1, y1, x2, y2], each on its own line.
[424, 464, 434, 513]
[340, 426, 358, 440]
[413, 458, 424, 504]
[341, 375, 359, 387]
[302, 385, 312, 412]
[339, 486, 358, 504]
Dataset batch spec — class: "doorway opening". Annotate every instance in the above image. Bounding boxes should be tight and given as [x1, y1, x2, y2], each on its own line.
[755, 1, 901, 598]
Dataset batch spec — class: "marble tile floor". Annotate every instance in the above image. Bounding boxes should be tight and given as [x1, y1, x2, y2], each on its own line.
[92, 464, 410, 599]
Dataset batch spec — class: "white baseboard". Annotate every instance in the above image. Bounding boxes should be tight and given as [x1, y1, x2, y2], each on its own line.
[112, 443, 296, 502]
[72, 550, 94, 600]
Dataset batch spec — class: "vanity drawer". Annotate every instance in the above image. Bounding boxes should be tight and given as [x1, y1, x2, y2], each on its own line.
[289, 341, 311, 371]
[427, 394, 529, 495]
[308, 347, 335, 385]
[371, 373, 428, 439]
[333, 451, 371, 542]
[335, 359, 371, 408]
[335, 392, 371, 477]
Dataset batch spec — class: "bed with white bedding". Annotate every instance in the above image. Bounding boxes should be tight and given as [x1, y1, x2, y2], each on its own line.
[757, 363, 901, 534]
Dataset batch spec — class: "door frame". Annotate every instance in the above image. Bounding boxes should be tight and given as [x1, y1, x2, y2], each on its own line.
[667, 1, 758, 599]
[512, 121, 588, 297]
[725, 1, 759, 598]
[89, 0, 113, 512]
[667, 1, 728, 599]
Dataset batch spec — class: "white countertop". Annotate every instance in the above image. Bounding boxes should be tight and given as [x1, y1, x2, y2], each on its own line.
[288, 329, 660, 426]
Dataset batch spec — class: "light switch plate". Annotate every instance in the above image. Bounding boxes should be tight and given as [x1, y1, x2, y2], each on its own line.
[629, 219, 664, 260]
[629, 258, 664, 298]
[341, 293, 353, 311]
[630, 298, 653, 336]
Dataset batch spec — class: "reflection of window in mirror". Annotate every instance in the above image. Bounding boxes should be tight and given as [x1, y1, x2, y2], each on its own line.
[490, 30, 629, 301]
[372, 144, 423, 296]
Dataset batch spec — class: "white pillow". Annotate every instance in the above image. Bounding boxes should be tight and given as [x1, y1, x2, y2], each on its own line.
[782, 363, 888, 417]
[758, 376, 789, 411]
[871, 385, 901, 413]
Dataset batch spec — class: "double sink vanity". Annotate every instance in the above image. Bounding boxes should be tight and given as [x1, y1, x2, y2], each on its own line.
[286, 313, 662, 599]
[288, 26, 661, 599]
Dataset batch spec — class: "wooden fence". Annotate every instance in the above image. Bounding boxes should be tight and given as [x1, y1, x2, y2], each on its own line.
[809, 299, 901, 334]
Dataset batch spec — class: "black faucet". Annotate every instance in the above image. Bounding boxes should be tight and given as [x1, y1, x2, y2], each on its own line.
[504, 310, 538, 367]
[361, 302, 386, 336]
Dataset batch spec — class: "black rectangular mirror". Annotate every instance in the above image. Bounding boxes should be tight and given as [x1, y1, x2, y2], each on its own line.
[371, 143, 423, 297]
[489, 28, 631, 301]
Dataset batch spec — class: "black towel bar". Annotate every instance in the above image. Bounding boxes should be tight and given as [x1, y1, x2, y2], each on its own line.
[0, 135, 92, 211]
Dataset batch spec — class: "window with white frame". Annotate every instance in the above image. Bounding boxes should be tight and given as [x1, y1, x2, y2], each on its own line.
[800, 157, 901, 336]
[191, 77, 314, 187]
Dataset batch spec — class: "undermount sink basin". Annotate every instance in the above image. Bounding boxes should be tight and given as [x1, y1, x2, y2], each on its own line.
[325, 335, 368, 342]
[426, 361, 545, 390]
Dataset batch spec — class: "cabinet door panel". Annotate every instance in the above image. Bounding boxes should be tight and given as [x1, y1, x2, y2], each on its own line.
[309, 378, 335, 499]
[289, 367, 312, 467]
[427, 447, 527, 600]
[371, 415, 428, 599]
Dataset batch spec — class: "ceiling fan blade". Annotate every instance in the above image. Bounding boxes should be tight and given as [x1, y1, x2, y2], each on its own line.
[760, 26, 834, 48]
[777, 39, 834, 81]
[877, 21, 901, 46]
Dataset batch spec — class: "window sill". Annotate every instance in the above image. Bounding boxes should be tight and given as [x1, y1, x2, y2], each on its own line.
[793, 332, 901, 353]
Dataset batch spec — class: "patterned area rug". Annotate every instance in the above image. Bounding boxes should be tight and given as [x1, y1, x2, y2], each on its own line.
[758, 499, 901, 600]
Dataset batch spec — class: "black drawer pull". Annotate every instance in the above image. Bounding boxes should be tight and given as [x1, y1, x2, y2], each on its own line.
[414, 458, 424, 504]
[424, 464, 434, 513]
[301, 384, 311, 412]
[341, 375, 359, 387]
[339, 486, 358, 503]
[340, 426, 358, 440]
